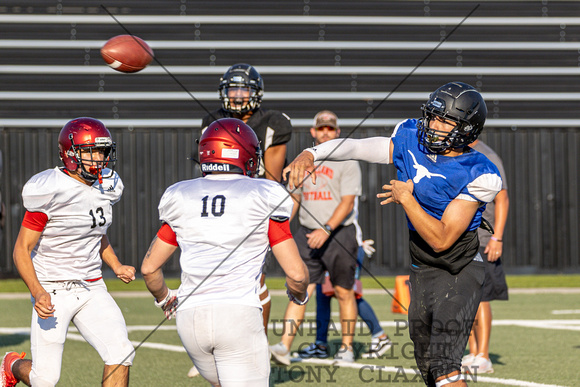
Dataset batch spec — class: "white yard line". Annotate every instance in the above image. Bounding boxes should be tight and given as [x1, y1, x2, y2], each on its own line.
[0, 322, 572, 387]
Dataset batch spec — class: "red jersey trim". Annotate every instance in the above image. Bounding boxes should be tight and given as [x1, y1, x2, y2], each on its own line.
[157, 223, 178, 246]
[22, 211, 48, 232]
[268, 219, 293, 247]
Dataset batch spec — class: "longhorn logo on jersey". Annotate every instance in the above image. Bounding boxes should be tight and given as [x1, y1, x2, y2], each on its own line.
[408, 150, 446, 184]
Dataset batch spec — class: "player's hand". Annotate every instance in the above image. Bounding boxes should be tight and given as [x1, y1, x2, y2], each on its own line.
[34, 290, 55, 319]
[115, 265, 136, 283]
[283, 151, 316, 190]
[285, 283, 309, 306]
[155, 288, 179, 320]
[377, 179, 414, 205]
[362, 239, 375, 257]
[306, 228, 330, 249]
[484, 238, 503, 262]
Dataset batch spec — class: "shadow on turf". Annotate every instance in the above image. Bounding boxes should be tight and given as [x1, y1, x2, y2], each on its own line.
[0, 334, 28, 347]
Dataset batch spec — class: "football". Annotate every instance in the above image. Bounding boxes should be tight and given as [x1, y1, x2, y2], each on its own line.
[100, 35, 154, 73]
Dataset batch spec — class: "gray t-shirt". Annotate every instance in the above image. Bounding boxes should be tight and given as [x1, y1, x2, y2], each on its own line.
[471, 141, 508, 245]
[294, 160, 362, 229]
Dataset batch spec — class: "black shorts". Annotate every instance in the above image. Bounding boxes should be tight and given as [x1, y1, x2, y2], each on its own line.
[295, 224, 357, 290]
[480, 246, 509, 302]
[409, 257, 485, 384]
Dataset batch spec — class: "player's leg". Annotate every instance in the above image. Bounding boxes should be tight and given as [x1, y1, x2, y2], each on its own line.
[213, 305, 270, 386]
[430, 261, 484, 385]
[27, 282, 77, 386]
[357, 297, 392, 358]
[294, 283, 330, 359]
[275, 283, 317, 352]
[176, 306, 221, 386]
[72, 281, 134, 386]
[333, 285, 356, 352]
[324, 224, 357, 358]
[473, 301, 491, 358]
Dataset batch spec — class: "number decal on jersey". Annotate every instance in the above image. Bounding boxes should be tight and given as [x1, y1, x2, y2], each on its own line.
[89, 207, 106, 228]
[201, 195, 226, 217]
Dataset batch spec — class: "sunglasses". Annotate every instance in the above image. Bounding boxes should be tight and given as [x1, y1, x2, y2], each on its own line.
[315, 126, 337, 131]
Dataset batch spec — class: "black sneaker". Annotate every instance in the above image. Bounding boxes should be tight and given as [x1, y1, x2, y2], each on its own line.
[292, 343, 328, 359]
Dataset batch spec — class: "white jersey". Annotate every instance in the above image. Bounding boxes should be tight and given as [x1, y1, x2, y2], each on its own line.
[158, 174, 293, 311]
[22, 167, 123, 281]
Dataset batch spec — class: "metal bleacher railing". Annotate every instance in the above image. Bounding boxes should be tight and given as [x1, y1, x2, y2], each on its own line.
[0, 4, 579, 274]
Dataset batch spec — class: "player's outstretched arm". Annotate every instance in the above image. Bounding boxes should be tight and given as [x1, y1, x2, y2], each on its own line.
[100, 235, 136, 283]
[13, 226, 54, 318]
[271, 239, 309, 303]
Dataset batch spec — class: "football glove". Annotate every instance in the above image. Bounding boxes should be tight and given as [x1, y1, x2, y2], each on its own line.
[362, 239, 375, 257]
[154, 288, 178, 320]
[285, 283, 309, 306]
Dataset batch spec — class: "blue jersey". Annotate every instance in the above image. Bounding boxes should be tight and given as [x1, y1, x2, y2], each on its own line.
[391, 119, 502, 273]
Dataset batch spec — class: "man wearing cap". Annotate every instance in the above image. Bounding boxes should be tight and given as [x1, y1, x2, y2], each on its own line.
[270, 110, 362, 364]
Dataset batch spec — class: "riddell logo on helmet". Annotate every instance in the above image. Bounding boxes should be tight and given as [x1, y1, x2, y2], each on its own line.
[201, 163, 230, 172]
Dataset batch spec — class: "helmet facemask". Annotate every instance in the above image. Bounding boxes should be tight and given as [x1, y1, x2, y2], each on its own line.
[67, 135, 116, 184]
[218, 64, 264, 115]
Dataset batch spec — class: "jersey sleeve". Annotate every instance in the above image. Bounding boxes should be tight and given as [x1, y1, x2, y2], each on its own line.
[158, 182, 182, 226]
[460, 159, 503, 203]
[157, 223, 178, 246]
[268, 111, 293, 146]
[22, 211, 49, 232]
[268, 218, 293, 246]
[22, 172, 57, 217]
[266, 182, 293, 220]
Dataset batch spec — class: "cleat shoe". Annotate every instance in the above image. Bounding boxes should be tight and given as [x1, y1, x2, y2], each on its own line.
[361, 336, 392, 359]
[187, 365, 200, 378]
[1, 352, 25, 387]
[292, 343, 328, 359]
[333, 346, 355, 363]
[467, 353, 494, 374]
[461, 353, 476, 367]
[269, 342, 291, 366]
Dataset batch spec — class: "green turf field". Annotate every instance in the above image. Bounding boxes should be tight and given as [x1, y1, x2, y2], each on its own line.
[1, 276, 579, 386]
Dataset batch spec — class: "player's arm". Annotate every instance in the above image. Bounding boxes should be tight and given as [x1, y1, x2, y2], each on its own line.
[306, 194, 356, 250]
[263, 144, 287, 182]
[13, 223, 54, 319]
[269, 219, 309, 303]
[379, 179, 479, 252]
[141, 228, 178, 303]
[283, 137, 393, 189]
[486, 188, 509, 261]
[100, 235, 135, 283]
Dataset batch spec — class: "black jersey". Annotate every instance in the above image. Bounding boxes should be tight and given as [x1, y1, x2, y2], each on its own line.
[202, 108, 292, 152]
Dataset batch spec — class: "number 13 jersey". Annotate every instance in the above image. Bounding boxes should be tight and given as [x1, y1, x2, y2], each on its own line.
[22, 167, 123, 281]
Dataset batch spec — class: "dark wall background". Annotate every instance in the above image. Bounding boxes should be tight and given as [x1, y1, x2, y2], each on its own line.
[1, 1, 579, 276]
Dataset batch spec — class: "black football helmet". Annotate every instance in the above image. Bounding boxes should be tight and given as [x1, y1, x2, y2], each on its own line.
[417, 81, 487, 154]
[218, 63, 264, 114]
[58, 117, 116, 183]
